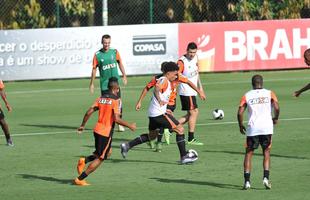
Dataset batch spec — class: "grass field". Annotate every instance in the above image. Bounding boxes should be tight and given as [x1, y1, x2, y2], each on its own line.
[1, 70, 310, 200]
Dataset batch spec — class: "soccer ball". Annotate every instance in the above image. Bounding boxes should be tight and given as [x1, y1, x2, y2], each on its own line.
[188, 149, 198, 158]
[212, 109, 224, 120]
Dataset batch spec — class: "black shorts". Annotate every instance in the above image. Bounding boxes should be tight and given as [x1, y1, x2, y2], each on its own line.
[246, 135, 272, 151]
[0, 108, 5, 120]
[180, 95, 198, 111]
[149, 113, 179, 131]
[93, 132, 112, 160]
[167, 104, 176, 112]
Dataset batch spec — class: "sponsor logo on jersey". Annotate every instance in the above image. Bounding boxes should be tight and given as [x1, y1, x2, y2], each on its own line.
[132, 35, 166, 55]
[248, 97, 270, 105]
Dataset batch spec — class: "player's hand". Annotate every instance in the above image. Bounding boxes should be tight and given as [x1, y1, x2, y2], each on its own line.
[159, 100, 167, 107]
[272, 118, 278, 125]
[77, 126, 84, 134]
[89, 84, 95, 94]
[129, 123, 136, 131]
[199, 90, 206, 100]
[239, 125, 246, 135]
[293, 91, 301, 97]
[122, 76, 128, 85]
[135, 102, 141, 111]
[6, 104, 12, 112]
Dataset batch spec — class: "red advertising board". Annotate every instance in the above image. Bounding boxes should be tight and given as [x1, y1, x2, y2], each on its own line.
[178, 19, 310, 72]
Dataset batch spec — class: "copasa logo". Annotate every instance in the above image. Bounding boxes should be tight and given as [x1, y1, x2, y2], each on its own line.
[133, 35, 166, 55]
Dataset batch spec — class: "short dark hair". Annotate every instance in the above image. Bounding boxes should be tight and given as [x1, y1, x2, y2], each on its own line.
[187, 42, 197, 51]
[102, 34, 111, 43]
[252, 74, 263, 87]
[162, 61, 179, 73]
[108, 77, 119, 90]
[160, 62, 168, 72]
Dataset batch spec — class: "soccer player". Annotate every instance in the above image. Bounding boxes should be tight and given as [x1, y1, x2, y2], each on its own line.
[74, 77, 136, 186]
[0, 79, 13, 146]
[177, 42, 206, 145]
[89, 34, 127, 132]
[293, 48, 310, 97]
[237, 74, 280, 190]
[135, 62, 206, 152]
[121, 62, 198, 164]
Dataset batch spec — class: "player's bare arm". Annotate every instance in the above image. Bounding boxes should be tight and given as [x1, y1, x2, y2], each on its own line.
[186, 79, 206, 100]
[135, 87, 149, 111]
[77, 106, 98, 134]
[154, 82, 166, 106]
[117, 54, 127, 85]
[272, 100, 280, 125]
[0, 89, 12, 112]
[237, 105, 247, 134]
[89, 68, 97, 94]
[293, 83, 310, 97]
[114, 113, 136, 131]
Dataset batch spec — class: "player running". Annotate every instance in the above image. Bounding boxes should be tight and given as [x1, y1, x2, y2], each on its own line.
[74, 77, 136, 186]
[135, 62, 206, 152]
[121, 62, 198, 164]
[237, 74, 280, 190]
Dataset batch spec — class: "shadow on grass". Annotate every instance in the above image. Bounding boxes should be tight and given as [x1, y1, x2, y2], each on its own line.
[203, 150, 309, 160]
[20, 123, 90, 131]
[107, 158, 177, 165]
[150, 177, 243, 190]
[18, 174, 72, 185]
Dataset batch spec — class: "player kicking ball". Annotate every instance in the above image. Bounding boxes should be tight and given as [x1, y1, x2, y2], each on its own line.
[120, 62, 198, 164]
[73, 77, 136, 186]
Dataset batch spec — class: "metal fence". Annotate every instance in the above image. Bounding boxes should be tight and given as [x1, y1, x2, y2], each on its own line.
[0, 0, 310, 29]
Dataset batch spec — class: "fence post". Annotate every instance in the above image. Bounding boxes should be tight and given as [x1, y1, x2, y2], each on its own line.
[149, 0, 153, 24]
[103, 0, 108, 26]
[55, 0, 60, 27]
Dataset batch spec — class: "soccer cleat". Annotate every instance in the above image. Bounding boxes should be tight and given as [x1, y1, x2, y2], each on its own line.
[120, 143, 129, 158]
[243, 181, 251, 190]
[77, 158, 85, 175]
[187, 138, 204, 146]
[263, 178, 271, 189]
[163, 129, 170, 145]
[155, 142, 163, 152]
[6, 139, 14, 147]
[117, 125, 125, 132]
[180, 152, 198, 164]
[73, 178, 90, 186]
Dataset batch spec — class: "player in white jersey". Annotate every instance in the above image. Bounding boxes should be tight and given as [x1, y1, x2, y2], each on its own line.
[177, 42, 206, 145]
[238, 75, 280, 190]
[293, 48, 310, 97]
[120, 62, 198, 164]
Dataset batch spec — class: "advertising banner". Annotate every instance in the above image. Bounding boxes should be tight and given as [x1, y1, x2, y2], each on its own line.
[179, 19, 310, 72]
[0, 24, 178, 81]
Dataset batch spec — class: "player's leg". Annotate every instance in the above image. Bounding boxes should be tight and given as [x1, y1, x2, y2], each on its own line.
[155, 127, 164, 152]
[117, 89, 125, 132]
[74, 133, 111, 186]
[243, 136, 259, 189]
[120, 117, 159, 158]
[188, 108, 199, 142]
[261, 135, 272, 189]
[0, 110, 13, 146]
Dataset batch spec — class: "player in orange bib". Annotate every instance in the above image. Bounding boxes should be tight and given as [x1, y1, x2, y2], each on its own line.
[238, 75, 280, 190]
[73, 77, 136, 186]
[0, 79, 13, 146]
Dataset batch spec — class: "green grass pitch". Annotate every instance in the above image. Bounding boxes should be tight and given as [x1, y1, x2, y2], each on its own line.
[1, 70, 310, 200]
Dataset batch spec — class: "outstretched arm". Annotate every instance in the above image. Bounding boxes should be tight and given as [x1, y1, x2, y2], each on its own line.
[293, 83, 310, 97]
[186, 80, 206, 100]
[77, 107, 97, 134]
[136, 87, 149, 111]
[0, 89, 12, 112]
[237, 105, 247, 135]
[114, 114, 136, 131]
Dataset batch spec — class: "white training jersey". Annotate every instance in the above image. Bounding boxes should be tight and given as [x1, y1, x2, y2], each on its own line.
[177, 55, 199, 96]
[148, 76, 172, 117]
[239, 88, 278, 136]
